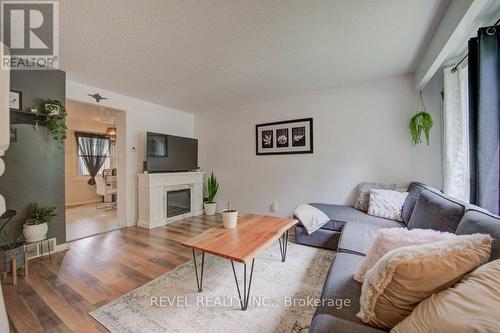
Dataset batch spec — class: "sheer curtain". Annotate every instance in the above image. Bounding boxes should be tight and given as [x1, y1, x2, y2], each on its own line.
[443, 64, 469, 201]
[74, 132, 110, 185]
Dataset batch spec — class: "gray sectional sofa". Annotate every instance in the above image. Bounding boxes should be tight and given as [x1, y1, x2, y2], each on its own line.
[294, 182, 500, 333]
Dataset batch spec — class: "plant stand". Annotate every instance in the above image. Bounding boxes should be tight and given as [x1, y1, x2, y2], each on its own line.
[0, 247, 27, 286]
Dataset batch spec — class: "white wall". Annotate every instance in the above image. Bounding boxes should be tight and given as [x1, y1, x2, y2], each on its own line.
[66, 80, 194, 226]
[195, 74, 443, 217]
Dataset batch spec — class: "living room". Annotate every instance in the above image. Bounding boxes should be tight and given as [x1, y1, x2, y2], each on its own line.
[0, 1, 499, 332]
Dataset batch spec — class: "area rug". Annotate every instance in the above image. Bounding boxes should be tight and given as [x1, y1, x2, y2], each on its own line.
[90, 241, 335, 333]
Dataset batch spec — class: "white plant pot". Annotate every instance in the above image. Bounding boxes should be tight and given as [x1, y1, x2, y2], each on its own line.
[222, 210, 238, 229]
[23, 223, 48, 242]
[204, 202, 217, 216]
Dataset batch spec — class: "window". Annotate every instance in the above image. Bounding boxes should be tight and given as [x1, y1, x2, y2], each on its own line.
[75, 134, 111, 177]
[77, 155, 110, 176]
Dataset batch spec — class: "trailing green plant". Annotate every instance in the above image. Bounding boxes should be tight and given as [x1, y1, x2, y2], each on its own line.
[32, 99, 67, 147]
[206, 172, 219, 203]
[409, 91, 433, 145]
[26, 203, 57, 226]
[1, 230, 20, 250]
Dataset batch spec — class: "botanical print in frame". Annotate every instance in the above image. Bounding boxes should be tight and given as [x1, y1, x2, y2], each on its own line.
[256, 118, 313, 155]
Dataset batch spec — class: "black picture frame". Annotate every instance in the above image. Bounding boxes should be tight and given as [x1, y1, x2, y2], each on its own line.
[255, 118, 313, 155]
[9, 90, 22, 111]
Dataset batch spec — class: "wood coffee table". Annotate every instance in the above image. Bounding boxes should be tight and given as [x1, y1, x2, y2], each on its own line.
[181, 214, 298, 310]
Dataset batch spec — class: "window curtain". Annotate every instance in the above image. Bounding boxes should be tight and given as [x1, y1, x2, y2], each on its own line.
[74, 132, 110, 185]
[468, 26, 500, 214]
[443, 65, 469, 201]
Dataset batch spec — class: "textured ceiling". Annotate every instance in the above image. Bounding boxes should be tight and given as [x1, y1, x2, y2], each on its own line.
[59, 0, 448, 113]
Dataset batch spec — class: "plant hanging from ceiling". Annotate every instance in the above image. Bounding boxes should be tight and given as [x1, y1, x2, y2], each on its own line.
[409, 91, 433, 145]
[31, 99, 67, 148]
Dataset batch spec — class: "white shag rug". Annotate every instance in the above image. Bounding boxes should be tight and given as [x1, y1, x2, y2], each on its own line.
[90, 242, 335, 333]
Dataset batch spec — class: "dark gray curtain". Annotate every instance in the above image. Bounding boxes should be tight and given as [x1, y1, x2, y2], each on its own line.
[468, 26, 500, 214]
[74, 132, 110, 185]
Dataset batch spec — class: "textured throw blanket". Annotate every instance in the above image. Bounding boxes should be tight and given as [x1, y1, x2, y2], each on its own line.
[294, 204, 330, 234]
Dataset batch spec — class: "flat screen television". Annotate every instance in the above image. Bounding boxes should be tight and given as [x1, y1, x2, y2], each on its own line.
[146, 132, 198, 172]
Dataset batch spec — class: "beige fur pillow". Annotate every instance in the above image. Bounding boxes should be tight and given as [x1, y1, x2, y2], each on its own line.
[357, 234, 492, 329]
[391, 259, 500, 333]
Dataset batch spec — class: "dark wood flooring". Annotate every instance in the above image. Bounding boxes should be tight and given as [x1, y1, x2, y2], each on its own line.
[2, 214, 223, 333]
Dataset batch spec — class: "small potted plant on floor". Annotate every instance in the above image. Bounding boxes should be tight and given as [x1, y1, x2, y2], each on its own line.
[0, 231, 24, 278]
[222, 203, 238, 229]
[204, 172, 219, 216]
[23, 203, 57, 242]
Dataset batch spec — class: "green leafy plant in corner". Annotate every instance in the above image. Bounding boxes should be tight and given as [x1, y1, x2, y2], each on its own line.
[409, 91, 433, 145]
[32, 99, 67, 148]
[1, 230, 20, 250]
[206, 172, 219, 204]
[26, 203, 58, 226]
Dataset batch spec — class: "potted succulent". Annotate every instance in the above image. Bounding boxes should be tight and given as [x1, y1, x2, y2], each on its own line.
[23, 204, 57, 243]
[222, 203, 238, 229]
[204, 172, 219, 216]
[0, 231, 24, 275]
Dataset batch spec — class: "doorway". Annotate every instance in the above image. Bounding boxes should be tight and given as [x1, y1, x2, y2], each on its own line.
[64, 100, 125, 241]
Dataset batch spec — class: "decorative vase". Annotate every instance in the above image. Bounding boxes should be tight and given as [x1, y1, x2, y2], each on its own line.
[222, 210, 238, 229]
[0, 244, 24, 273]
[23, 222, 48, 242]
[204, 202, 217, 216]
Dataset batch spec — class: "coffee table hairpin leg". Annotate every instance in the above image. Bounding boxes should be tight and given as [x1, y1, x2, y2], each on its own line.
[192, 249, 205, 292]
[278, 229, 289, 262]
[231, 259, 255, 311]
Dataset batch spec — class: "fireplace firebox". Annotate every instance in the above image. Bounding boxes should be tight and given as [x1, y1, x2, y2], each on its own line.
[166, 188, 191, 218]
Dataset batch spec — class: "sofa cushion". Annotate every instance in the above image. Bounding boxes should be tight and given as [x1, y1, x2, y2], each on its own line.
[310, 314, 386, 333]
[456, 208, 500, 261]
[354, 228, 457, 283]
[367, 189, 408, 222]
[407, 189, 466, 233]
[295, 225, 341, 250]
[354, 182, 398, 212]
[401, 182, 428, 225]
[309, 203, 399, 226]
[357, 234, 492, 330]
[314, 252, 365, 323]
[338, 220, 403, 256]
[392, 259, 500, 333]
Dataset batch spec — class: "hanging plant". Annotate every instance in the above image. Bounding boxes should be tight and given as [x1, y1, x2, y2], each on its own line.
[31, 99, 67, 148]
[409, 91, 433, 145]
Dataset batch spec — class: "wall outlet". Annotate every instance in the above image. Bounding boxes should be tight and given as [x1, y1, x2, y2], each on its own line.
[271, 200, 278, 212]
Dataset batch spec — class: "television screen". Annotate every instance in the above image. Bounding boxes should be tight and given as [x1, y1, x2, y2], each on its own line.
[146, 132, 198, 172]
[147, 133, 167, 157]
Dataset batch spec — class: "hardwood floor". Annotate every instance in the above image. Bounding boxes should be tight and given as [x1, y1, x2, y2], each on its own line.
[2, 214, 223, 333]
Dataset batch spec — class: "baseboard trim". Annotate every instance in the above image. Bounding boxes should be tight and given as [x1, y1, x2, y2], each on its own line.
[65, 199, 101, 207]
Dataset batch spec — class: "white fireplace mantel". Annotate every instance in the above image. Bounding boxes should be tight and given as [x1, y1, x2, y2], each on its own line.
[137, 171, 204, 229]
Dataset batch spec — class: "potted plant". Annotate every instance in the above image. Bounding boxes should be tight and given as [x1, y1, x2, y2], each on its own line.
[222, 203, 238, 229]
[204, 172, 219, 216]
[0, 231, 24, 275]
[23, 204, 57, 243]
[31, 99, 68, 148]
[409, 91, 433, 145]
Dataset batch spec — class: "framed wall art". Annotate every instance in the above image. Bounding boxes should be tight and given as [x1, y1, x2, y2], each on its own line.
[255, 118, 313, 155]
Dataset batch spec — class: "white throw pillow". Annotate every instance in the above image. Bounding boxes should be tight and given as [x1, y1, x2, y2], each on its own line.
[367, 189, 408, 222]
[354, 182, 398, 211]
[354, 228, 457, 283]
